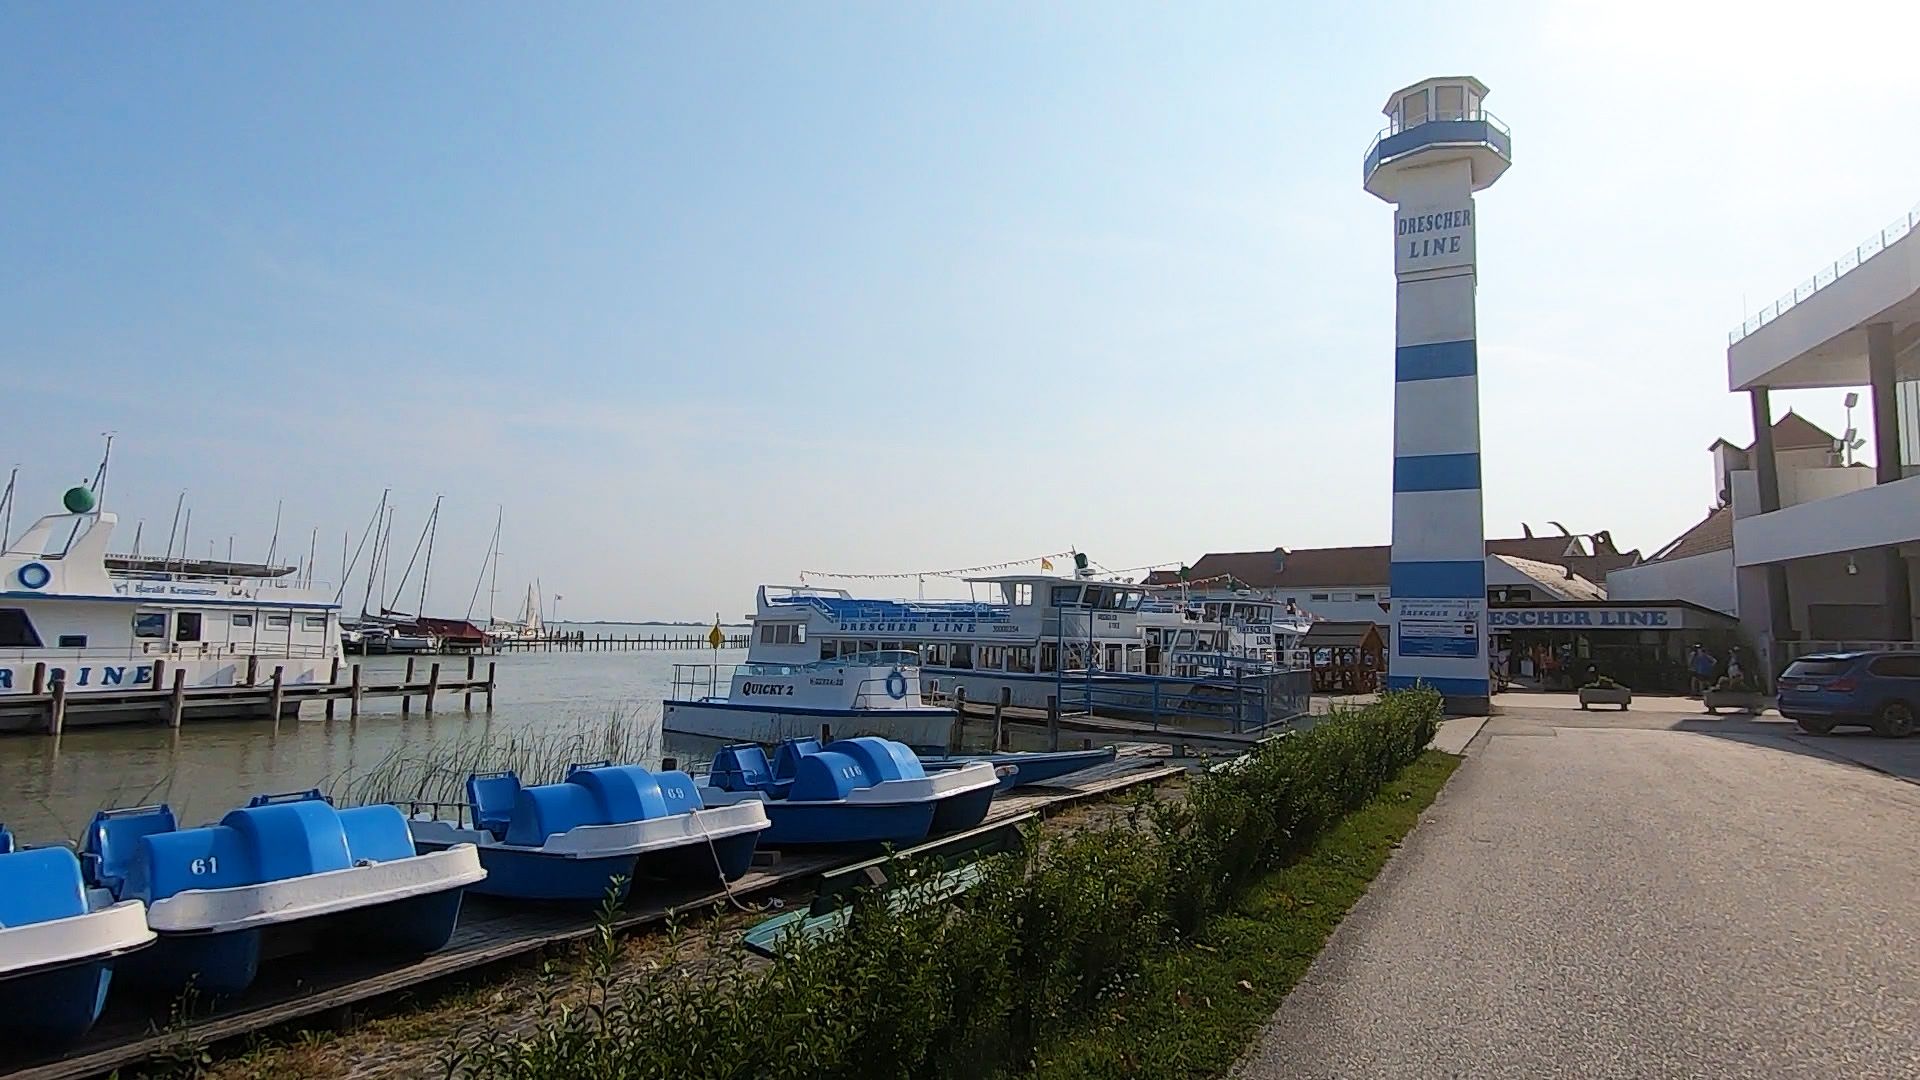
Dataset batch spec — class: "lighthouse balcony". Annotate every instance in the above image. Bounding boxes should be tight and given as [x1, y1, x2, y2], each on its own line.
[1363, 112, 1511, 198]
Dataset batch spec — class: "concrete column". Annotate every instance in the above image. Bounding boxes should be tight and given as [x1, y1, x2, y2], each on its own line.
[1750, 388, 1794, 648]
[1868, 323, 1913, 639]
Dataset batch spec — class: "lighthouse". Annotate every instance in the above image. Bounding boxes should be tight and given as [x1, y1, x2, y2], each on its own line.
[1362, 77, 1511, 714]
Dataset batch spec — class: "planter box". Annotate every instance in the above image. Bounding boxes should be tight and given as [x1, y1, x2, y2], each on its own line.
[1578, 687, 1631, 710]
[1702, 690, 1769, 715]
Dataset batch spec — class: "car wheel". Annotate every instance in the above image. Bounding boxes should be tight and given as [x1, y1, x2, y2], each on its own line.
[1871, 700, 1916, 738]
[1795, 716, 1837, 735]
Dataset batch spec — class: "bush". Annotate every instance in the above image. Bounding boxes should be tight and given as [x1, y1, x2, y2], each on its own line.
[442, 690, 1444, 1080]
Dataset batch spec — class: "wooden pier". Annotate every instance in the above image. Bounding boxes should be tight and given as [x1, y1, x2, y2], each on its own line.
[491, 632, 750, 652]
[3, 749, 1185, 1080]
[931, 687, 1281, 755]
[0, 656, 496, 735]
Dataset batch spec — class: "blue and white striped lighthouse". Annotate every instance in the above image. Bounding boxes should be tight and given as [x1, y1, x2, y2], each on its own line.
[1362, 77, 1512, 714]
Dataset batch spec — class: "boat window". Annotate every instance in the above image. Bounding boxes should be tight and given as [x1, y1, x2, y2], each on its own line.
[1050, 585, 1081, 608]
[980, 646, 1004, 670]
[1332, 592, 1354, 603]
[1355, 593, 1375, 601]
[232, 613, 254, 628]
[175, 612, 203, 643]
[1011, 583, 1034, 606]
[133, 611, 166, 639]
[267, 614, 291, 629]
[820, 640, 838, 661]
[303, 615, 327, 631]
[759, 624, 775, 644]
[881, 641, 900, 654]
[860, 640, 879, 655]
[1008, 646, 1034, 673]
[1310, 593, 1330, 602]
[1040, 643, 1057, 672]
[58, 633, 88, 648]
[793, 624, 806, 643]
[926, 643, 949, 666]
[0, 609, 43, 647]
[950, 644, 973, 669]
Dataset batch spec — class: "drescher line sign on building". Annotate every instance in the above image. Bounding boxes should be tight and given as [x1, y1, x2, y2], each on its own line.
[1395, 203, 1475, 274]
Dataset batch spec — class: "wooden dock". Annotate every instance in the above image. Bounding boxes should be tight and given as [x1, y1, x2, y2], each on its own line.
[1, 750, 1186, 1080]
[492, 632, 749, 652]
[0, 656, 496, 735]
[933, 688, 1281, 755]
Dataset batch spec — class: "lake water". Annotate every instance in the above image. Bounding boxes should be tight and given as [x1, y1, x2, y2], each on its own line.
[0, 623, 752, 845]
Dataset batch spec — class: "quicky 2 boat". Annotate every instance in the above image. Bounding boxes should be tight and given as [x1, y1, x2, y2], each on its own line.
[698, 737, 1000, 847]
[0, 826, 156, 1047]
[82, 791, 485, 996]
[407, 762, 770, 903]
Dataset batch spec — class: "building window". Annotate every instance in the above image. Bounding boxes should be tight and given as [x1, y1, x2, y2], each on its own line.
[1310, 593, 1330, 602]
[133, 611, 166, 640]
[232, 613, 254, 628]
[1355, 592, 1376, 601]
[303, 615, 327, 631]
[175, 612, 203, 643]
[0, 609, 43, 647]
[58, 634, 87, 648]
[267, 614, 291, 629]
[1435, 84, 1464, 120]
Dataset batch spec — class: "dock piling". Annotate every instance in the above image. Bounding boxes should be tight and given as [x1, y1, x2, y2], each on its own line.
[149, 659, 164, 694]
[48, 676, 66, 736]
[993, 687, 1010, 750]
[485, 662, 496, 711]
[268, 666, 285, 721]
[246, 654, 259, 687]
[463, 655, 475, 713]
[350, 663, 362, 719]
[425, 663, 440, 714]
[1046, 694, 1060, 751]
[168, 669, 186, 729]
[402, 657, 415, 716]
[819, 722, 833, 743]
[31, 661, 46, 696]
[950, 688, 967, 753]
[326, 657, 340, 721]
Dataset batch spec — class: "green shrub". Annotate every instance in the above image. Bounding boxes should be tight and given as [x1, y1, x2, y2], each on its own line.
[441, 689, 1444, 1080]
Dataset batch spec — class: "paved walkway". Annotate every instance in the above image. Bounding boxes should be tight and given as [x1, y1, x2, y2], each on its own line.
[1235, 701, 1920, 1079]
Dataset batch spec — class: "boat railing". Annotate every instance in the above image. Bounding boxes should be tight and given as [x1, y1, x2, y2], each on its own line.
[0, 641, 339, 665]
[671, 663, 735, 699]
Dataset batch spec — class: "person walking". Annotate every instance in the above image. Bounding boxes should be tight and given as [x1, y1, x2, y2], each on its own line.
[1689, 645, 1718, 696]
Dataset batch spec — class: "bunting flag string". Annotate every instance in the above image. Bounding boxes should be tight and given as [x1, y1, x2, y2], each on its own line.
[799, 550, 1077, 583]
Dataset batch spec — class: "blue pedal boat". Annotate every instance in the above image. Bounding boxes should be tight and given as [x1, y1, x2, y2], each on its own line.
[82, 791, 485, 997]
[920, 747, 1119, 791]
[697, 737, 1000, 847]
[0, 826, 155, 1047]
[406, 762, 770, 903]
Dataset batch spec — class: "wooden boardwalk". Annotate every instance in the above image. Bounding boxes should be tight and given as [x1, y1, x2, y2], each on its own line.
[2, 750, 1185, 1080]
[0, 656, 496, 735]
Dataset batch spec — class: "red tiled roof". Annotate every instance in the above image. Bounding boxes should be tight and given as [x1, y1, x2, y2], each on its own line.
[1709, 410, 1838, 454]
[1648, 506, 1734, 562]
[1174, 534, 1640, 590]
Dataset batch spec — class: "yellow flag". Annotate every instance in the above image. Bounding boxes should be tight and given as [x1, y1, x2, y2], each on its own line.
[1040, 557, 1054, 571]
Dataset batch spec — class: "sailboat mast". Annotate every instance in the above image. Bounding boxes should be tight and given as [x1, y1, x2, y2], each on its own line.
[417, 495, 442, 616]
[360, 490, 388, 618]
[466, 506, 501, 623]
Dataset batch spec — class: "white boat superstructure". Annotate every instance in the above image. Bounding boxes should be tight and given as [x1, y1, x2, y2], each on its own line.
[1, 509, 342, 697]
[488, 584, 545, 643]
[1137, 593, 1316, 671]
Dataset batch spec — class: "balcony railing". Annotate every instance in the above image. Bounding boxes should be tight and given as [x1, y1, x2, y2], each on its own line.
[1729, 200, 1920, 345]
[1363, 110, 1510, 182]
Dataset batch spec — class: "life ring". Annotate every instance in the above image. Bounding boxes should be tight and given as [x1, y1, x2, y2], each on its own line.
[17, 562, 51, 590]
[885, 669, 908, 701]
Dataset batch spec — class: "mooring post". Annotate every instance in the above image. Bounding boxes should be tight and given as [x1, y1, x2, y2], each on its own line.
[661, 756, 678, 771]
[47, 676, 66, 736]
[350, 663, 363, 720]
[819, 722, 832, 743]
[951, 687, 967, 752]
[993, 687, 1010, 750]
[31, 661, 47, 696]
[326, 657, 341, 721]
[169, 669, 186, 729]
[149, 659, 163, 694]
[268, 666, 285, 721]
[402, 656, 415, 716]
[485, 662, 496, 711]
[464, 654, 476, 713]
[425, 662, 441, 714]
[246, 654, 259, 687]
[1047, 694, 1060, 752]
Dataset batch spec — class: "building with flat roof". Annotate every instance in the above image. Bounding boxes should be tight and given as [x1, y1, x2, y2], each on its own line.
[1721, 200, 1920, 660]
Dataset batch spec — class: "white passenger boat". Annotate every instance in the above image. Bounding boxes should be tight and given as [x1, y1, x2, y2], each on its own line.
[662, 650, 958, 747]
[712, 577, 1312, 732]
[1, 494, 343, 720]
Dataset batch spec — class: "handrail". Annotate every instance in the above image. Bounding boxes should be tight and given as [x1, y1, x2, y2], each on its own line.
[1363, 109, 1508, 167]
[1730, 200, 1920, 344]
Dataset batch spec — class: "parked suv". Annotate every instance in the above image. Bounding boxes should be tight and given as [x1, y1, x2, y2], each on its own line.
[1776, 652, 1920, 737]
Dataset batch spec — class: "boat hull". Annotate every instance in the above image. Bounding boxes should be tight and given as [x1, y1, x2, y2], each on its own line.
[415, 840, 639, 903]
[121, 887, 467, 996]
[0, 958, 116, 1048]
[758, 801, 937, 848]
[662, 699, 956, 747]
[927, 785, 996, 835]
[922, 748, 1119, 790]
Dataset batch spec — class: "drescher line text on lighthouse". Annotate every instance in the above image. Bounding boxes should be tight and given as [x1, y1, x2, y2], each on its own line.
[1397, 208, 1472, 234]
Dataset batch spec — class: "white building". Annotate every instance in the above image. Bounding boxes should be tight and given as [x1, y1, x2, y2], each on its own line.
[1607, 201, 1920, 666]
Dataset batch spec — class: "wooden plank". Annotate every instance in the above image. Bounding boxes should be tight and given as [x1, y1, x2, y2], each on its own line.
[3, 756, 1187, 1080]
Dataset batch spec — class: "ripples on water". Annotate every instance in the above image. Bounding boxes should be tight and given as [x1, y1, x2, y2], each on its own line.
[0, 624, 749, 845]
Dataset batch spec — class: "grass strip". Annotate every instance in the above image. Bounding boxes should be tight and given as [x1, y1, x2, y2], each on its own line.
[1028, 750, 1461, 1080]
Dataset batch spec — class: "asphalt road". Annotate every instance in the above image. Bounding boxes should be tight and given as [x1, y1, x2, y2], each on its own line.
[1235, 707, 1920, 1079]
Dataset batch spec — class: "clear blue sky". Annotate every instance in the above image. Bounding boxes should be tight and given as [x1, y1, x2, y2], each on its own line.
[4, 2, 1915, 619]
